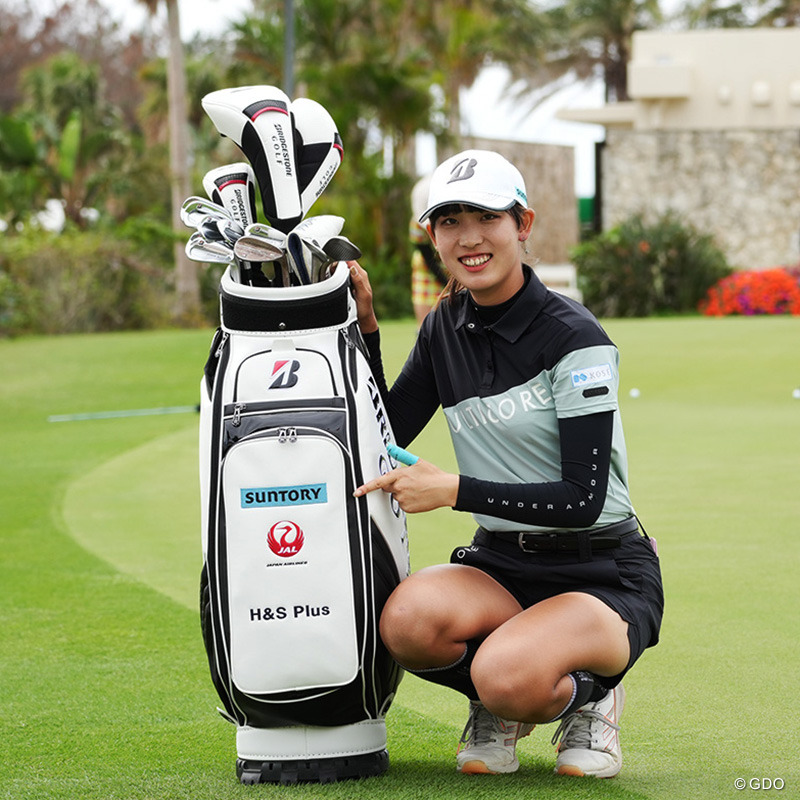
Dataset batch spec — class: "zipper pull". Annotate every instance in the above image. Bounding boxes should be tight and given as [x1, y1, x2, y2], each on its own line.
[288, 427, 297, 443]
[341, 327, 355, 349]
[215, 331, 229, 358]
[278, 427, 287, 443]
[231, 402, 245, 426]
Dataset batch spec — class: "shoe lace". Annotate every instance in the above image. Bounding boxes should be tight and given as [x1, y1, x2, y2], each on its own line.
[460, 703, 501, 747]
[550, 709, 620, 750]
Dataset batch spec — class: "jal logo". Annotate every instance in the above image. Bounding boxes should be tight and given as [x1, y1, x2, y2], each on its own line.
[269, 359, 300, 389]
[267, 520, 305, 558]
[447, 157, 477, 183]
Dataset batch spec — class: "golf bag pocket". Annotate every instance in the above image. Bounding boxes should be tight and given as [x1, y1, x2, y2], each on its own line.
[221, 405, 358, 695]
[233, 342, 337, 401]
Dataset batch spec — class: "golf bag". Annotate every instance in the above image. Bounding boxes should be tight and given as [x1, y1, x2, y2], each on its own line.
[199, 262, 410, 784]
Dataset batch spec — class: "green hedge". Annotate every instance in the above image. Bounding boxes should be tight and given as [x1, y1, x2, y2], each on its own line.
[571, 212, 732, 317]
[0, 228, 171, 336]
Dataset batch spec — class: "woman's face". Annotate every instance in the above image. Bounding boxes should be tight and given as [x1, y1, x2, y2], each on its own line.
[428, 205, 534, 306]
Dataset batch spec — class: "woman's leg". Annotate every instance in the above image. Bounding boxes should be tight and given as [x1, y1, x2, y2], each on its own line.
[471, 591, 630, 723]
[380, 565, 629, 721]
[379, 563, 522, 670]
[380, 567, 632, 776]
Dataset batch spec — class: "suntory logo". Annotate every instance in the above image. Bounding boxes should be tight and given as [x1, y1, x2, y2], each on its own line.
[241, 484, 327, 508]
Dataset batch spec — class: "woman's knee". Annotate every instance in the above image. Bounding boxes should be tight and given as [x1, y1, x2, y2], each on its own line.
[470, 640, 559, 720]
[379, 569, 454, 659]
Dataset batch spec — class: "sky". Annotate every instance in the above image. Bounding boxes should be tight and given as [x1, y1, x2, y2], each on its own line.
[35, 0, 254, 39]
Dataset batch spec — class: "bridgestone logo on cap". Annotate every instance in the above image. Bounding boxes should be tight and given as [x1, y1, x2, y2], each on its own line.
[448, 157, 477, 183]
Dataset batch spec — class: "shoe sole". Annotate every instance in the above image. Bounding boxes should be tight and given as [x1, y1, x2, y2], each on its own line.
[556, 763, 621, 778]
[458, 759, 519, 775]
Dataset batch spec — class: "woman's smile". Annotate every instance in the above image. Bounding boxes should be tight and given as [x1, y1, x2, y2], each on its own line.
[460, 253, 492, 270]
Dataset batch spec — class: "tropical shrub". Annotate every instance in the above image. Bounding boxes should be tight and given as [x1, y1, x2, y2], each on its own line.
[571, 212, 732, 317]
[0, 228, 171, 336]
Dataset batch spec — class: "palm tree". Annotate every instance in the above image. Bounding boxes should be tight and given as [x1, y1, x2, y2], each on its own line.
[414, 0, 549, 155]
[753, 0, 800, 25]
[540, 0, 662, 103]
[137, 0, 199, 321]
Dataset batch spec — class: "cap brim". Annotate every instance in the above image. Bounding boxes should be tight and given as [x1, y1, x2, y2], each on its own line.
[418, 198, 517, 224]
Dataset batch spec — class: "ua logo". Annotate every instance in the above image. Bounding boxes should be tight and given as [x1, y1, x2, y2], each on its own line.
[269, 359, 300, 389]
[447, 157, 477, 184]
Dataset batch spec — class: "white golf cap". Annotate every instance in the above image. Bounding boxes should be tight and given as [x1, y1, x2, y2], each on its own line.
[418, 149, 528, 223]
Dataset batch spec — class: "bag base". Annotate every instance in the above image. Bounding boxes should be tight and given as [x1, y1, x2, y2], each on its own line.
[235, 721, 389, 784]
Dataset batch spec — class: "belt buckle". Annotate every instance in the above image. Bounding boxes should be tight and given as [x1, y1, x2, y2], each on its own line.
[517, 532, 556, 553]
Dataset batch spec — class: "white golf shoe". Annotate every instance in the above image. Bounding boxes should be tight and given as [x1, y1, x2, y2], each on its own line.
[551, 683, 625, 778]
[456, 701, 535, 774]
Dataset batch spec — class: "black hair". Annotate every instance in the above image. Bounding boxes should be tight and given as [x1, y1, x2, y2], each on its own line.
[429, 202, 527, 230]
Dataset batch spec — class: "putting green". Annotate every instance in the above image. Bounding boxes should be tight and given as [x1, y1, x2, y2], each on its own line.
[63, 425, 203, 609]
[61, 424, 468, 727]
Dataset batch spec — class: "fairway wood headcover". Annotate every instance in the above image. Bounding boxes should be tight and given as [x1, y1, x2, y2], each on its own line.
[203, 162, 258, 229]
[290, 97, 344, 217]
[290, 214, 346, 249]
[202, 86, 303, 233]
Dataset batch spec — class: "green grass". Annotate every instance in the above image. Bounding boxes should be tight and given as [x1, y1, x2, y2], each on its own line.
[2, 317, 799, 799]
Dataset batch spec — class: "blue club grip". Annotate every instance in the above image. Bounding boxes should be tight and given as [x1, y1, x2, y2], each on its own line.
[387, 442, 419, 466]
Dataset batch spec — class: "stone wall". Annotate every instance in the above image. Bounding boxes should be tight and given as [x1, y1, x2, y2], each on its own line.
[464, 136, 579, 265]
[602, 128, 800, 269]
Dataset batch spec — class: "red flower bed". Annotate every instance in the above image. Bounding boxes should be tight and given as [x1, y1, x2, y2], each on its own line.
[699, 266, 800, 316]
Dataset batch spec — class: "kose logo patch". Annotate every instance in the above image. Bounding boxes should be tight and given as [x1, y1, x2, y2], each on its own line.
[269, 359, 300, 389]
[267, 521, 304, 558]
[570, 364, 613, 388]
[241, 484, 327, 508]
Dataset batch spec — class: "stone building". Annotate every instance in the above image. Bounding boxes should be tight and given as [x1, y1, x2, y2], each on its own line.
[560, 29, 800, 270]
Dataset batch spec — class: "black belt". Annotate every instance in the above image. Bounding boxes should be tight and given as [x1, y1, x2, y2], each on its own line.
[477, 516, 640, 560]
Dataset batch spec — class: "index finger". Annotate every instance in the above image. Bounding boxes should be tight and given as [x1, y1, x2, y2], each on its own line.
[353, 470, 396, 497]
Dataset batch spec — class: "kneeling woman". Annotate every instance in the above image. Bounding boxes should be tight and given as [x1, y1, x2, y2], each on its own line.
[351, 149, 664, 778]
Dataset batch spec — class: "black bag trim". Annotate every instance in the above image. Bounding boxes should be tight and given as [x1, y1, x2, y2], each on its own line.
[221, 282, 350, 332]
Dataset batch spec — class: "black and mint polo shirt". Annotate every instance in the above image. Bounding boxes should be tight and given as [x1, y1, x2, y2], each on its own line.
[373, 266, 634, 534]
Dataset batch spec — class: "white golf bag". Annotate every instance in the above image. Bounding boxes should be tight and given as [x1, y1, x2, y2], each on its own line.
[198, 263, 409, 783]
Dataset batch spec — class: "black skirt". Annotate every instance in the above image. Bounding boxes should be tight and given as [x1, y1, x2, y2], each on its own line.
[450, 528, 664, 686]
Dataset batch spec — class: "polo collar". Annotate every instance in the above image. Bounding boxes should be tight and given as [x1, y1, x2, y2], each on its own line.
[455, 265, 548, 343]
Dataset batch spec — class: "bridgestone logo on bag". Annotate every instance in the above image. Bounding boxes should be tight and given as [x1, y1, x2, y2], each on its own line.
[269, 359, 301, 389]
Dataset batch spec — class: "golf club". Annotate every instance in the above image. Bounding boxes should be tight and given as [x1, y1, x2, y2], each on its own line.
[186, 231, 234, 264]
[234, 235, 285, 264]
[180, 196, 231, 228]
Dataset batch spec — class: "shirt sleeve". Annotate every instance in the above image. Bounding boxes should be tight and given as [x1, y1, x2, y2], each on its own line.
[362, 327, 440, 447]
[453, 410, 613, 528]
